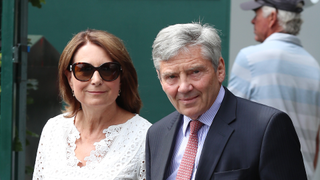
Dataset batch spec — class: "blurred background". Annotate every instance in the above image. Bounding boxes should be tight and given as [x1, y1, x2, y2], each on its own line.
[229, 0, 320, 76]
[0, 0, 319, 179]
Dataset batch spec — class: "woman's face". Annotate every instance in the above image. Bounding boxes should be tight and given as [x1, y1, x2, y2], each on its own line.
[67, 42, 120, 110]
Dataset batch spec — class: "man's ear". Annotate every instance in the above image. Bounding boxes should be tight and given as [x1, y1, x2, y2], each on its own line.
[64, 70, 73, 90]
[156, 70, 161, 81]
[217, 57, 226, 83]
[268, 11, 278, 28]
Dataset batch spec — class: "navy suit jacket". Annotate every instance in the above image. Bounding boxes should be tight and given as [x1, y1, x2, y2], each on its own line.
[146, 87, 307, 180]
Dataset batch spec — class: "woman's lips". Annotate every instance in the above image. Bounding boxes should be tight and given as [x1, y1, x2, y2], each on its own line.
[87, 90, 107, 94]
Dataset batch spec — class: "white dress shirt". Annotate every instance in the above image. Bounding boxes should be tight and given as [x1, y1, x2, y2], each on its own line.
[166, 86, 225, 180]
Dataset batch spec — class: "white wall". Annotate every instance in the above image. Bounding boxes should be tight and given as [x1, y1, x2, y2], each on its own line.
[229, 0, 320, 75]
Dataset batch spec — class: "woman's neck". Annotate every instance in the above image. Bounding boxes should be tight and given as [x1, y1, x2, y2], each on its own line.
[74, 104, 133, 137]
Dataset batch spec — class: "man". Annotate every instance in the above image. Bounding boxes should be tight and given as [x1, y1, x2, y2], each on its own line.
[228, 1, 320, 179]
[146, 22, 307, 180]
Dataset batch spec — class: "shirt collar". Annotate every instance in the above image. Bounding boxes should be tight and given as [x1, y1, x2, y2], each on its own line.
[182, 86, 225, 136]
[264, 32, 302, 47]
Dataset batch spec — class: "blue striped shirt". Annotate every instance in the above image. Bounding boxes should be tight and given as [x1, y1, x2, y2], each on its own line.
[166, 86, 225, 180]
[228, 33, 320, 180]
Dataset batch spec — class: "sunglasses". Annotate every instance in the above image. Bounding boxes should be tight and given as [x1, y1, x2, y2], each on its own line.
[69, 62, 122, 82]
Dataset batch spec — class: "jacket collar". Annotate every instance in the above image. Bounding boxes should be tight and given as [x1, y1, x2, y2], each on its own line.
[196, 87, 237, 179]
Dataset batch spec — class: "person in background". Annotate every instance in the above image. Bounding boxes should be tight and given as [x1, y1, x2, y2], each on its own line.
[228, 0, 320, 179]
[146, 22, 307, 180]
[313, 129, 320, 180]
[33, 29, 151, 180]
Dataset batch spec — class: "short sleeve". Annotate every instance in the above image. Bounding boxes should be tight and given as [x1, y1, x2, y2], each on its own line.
[32, 119, 52, 180]
[138, 148, 147, 180]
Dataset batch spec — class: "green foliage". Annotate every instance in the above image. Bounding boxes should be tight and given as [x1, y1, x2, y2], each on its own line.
[13, 129, 40, 152]
[27, 97, 34, 105]
[29, 0, 46, 8]
[25, 166, 34, 175]
[13, 134, 23, 152]
[26, 129, 39, 146]
[26, 129, 39, 138]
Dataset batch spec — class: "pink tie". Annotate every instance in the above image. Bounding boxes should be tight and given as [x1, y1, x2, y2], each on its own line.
[176, 120, 203, 180]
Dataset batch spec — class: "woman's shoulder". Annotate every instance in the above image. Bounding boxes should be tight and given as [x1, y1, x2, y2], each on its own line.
[116, 114, 151, 137]
[42, 113, 74, 131]
[130, 114, 152, 128]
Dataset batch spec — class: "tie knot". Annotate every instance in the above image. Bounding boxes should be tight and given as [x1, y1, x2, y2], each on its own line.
[190, 120, 203, 135]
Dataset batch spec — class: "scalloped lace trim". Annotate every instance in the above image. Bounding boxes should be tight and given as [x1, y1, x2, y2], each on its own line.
[66, 121, 122, 169]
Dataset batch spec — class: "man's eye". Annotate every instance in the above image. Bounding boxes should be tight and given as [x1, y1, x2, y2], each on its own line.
[163, 74, 177, 79]
[168, 75, 177, 79]
[193, 70, 200, 74]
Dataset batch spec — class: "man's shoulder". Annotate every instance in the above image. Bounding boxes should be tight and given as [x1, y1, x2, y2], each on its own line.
[148, 111, 180, 132]
[238, 34, 292, 55]
[235, 95, 285, 118]
[238, 42, 271, 55]
[224, 89, 287, 122]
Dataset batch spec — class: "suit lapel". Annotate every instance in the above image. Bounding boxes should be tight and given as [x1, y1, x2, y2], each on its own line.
[196, 87, 237, 179]
[157, 111, 182, 180]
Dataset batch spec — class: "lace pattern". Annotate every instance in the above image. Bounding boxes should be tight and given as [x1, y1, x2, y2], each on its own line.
[33, 114, 151, 180]
[66, 124, 81, 167]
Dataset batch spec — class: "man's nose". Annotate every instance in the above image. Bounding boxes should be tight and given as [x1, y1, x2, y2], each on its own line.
[178, 77, 192, 93]
[251, 17, 256, 24]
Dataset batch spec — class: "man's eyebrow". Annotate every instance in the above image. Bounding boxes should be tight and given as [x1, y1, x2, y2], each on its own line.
[188, 65, 205, 71]
[160, 71, 176, 77]
[160, 65, 205, 75]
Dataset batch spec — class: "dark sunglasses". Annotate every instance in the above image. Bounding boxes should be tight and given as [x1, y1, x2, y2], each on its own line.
[69, 62, 122, 82]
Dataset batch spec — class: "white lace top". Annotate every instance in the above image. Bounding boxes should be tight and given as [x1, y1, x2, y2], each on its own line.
[33, 114, 151, 180]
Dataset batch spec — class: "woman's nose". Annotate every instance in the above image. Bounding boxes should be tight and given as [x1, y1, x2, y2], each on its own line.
[90, 70, 103, 85]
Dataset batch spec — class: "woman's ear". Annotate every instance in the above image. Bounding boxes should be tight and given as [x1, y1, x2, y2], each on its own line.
[64, 70, 73, 90]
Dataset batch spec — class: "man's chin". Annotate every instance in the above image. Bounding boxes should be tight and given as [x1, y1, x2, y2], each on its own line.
[178, 109, 201, 120]
[254, 36, 264, 43]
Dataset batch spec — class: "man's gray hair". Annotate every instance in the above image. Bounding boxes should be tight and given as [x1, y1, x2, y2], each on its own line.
[262, 6, 303, 35]
[152, 22, 222, 71]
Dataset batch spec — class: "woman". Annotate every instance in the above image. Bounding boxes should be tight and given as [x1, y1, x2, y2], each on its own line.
[33, 29, 151, 180]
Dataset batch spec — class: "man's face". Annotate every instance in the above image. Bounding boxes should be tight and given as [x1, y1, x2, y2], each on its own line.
[158, 46, 225, 120]
[252, 8, 270, 42]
